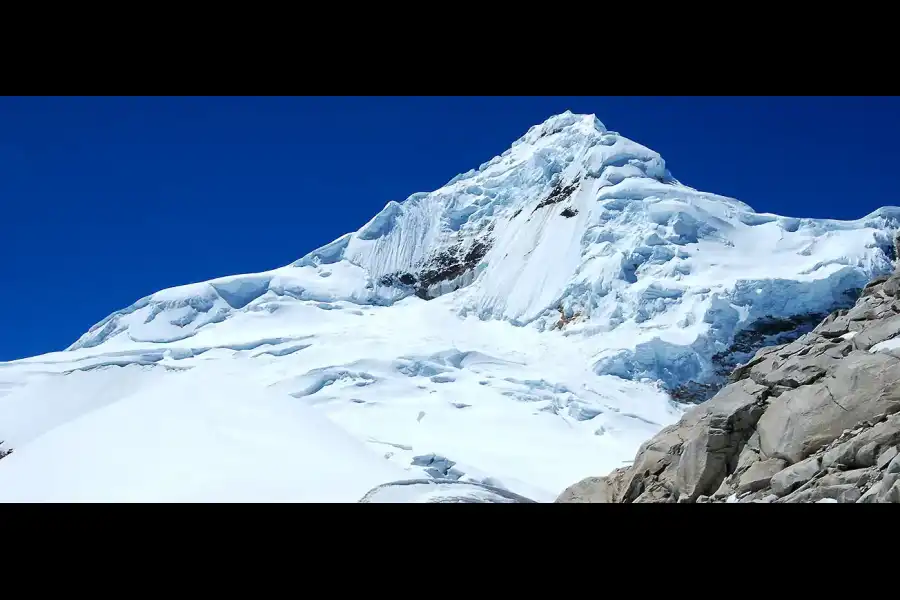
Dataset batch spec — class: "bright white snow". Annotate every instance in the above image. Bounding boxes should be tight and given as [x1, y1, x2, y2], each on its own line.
[1, 110, 898, 502]
[359, 479, 536, 503]
[0, 366, 411, 502]
[0, 294, 679, 502]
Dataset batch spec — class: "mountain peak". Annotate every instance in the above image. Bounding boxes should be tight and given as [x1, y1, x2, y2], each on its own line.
[517, 110, 608, 145]
[65, 110, 900, 363]
[3, 109, 900, 503]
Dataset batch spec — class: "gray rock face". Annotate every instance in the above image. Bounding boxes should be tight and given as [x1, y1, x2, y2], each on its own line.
[756, 351, 900, 463]
[818, 468, 874, 488]
[782, 484, 861, 504]
[556, 474, 622, 503]
[881, 273, 900, 296]
[851, 313, 900, 351]
[887, 452, 900, 475]
[876, 446, 899, 470]
[881, 272, 900, 297]
[882, 480, 900, 502]
[821, 413, 900, 469]
[674, 380, 769, 501]
[738, 458, 787, 493]
[815, 313, 851, 338]
[557, 265, 900, 504]
[770, 455, 821, 496]
[858, 482, 883, 503]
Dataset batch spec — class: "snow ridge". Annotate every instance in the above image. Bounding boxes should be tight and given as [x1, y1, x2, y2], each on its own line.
[66, 111, 900, 399]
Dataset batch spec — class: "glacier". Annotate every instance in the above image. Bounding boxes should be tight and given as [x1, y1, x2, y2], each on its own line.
[1, 110, 898, 502]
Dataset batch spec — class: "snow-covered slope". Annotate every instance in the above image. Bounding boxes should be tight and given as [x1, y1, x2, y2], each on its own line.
[0, 367, 411, 502]
[2, 111, 898, 502]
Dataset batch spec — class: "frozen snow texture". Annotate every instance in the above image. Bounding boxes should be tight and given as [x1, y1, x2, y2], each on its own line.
[2, 110, 899, 502]
[358, 479, 537, 503]
[0, 367, 412, 502]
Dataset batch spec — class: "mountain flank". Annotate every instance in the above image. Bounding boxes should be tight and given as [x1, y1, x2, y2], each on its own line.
[4, 111, 900, 503]
[557, 252, 900, 504]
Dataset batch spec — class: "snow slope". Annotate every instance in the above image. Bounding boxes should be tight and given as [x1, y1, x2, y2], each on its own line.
[0, 366, 411, 502]
[359, 479, 537, 503]
[1, 111, 898, 502]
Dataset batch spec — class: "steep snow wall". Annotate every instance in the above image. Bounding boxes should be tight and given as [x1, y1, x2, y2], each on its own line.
[65, 111, 900, 399]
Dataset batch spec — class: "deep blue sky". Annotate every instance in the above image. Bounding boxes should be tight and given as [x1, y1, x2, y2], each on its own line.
[2, 96, 899, 361]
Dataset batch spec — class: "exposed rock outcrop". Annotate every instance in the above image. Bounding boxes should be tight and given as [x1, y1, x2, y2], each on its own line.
[558, 266, 900, 504]
[378, 237, 492, 300]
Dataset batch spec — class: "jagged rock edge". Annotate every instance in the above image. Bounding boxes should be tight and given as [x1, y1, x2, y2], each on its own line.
[557, 255, 900, 504]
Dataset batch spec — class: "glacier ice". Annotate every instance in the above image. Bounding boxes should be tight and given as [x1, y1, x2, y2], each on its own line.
[2, 109, 899, 502]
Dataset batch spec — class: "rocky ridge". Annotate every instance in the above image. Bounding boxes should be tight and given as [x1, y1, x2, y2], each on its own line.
[557, 260, 900, 504]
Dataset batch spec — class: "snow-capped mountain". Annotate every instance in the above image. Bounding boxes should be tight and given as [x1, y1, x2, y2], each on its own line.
[1, 111, 898, 502]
